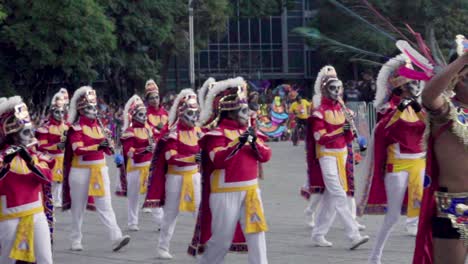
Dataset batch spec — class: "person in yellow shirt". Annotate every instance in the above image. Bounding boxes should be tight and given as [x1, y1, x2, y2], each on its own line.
[289, 95, 311, 145]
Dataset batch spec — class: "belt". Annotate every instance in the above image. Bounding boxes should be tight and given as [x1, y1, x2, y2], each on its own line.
[435, 190, 468, 245]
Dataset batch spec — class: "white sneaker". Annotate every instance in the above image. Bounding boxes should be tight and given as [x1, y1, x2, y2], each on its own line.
[128, 225, 140, 231]
[349, 235, 369, 250]
[71, 242, 83, 251]
[142, 208, 152, 213]
[54, 203, 62, 208]
[357, 222, 366, 231]
[157, 248, 173, 259]
[112, 235, 131, 252]
[405, 226, 418, 236]
[311, 236, 333, 247]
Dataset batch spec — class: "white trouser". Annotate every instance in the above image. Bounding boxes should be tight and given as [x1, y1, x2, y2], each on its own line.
[69, 167, 123, 246]
[52, 182, 63, 206]
[311, 156, 360, 241]
[199, 189, 268, 264]
[158, 172, 201, 251]
[126, 170, 146, 226]
[0, 212, 53, 264]
[369, 170, 422, 263]
[305, 194, 358, 222]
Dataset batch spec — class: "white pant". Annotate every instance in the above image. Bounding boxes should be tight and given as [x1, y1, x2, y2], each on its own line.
[126, 170, 146, 226]
[69, 167, 123, 246]
[369, 171, 422, 263]
[311, 156, 360, 241]
[305, 194, 358, 223]
[0, 212, 53, 264]
[158, 172, 201, 251]
[52, 182, 63, 206]
[199, 190, 268, 264]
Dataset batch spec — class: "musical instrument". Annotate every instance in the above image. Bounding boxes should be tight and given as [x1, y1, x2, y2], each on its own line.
[337, 98, 359, 139]
[95, 109, 115, 154]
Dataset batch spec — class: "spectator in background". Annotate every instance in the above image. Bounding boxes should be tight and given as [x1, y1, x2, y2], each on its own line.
[343, 81, 362, 102]
[358, 70, 376, 102]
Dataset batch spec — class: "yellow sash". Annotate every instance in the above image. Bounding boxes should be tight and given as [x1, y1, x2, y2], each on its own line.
[127, 160, 150, 195]
[9, 215, 35, 262]
[389, 157, 425, 218]
[72, 158, 106, 197]
[52, 155, 64, 182]
[167, 166, 197, 212]
[244, 187, 268, 234]
[316, 149, 348, 192]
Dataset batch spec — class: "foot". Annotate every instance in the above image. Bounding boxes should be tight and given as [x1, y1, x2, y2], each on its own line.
[405, 226, 417, 237]
[142, 208, 152, 213]
[311, 236, 333, 247]
[128, 225, 140, 231]
[157, 248, 173, 259]
[54, 203, 62, 208]
[349, 235, 369, 250]
[357, 222, 366, 231]
[112, 235, 131, 252]
[71, 242, 83, 251]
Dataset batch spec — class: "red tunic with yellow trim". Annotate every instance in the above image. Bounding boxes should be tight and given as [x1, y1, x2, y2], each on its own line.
[188, 118, 271, 256]
[145, 122, 201, 208]
[36, 118, 69, 183]
[118, 122, 156, 196]
[147, 105, 168, 137]
[358, 105, 426, 216]
[0, 147, 53, 221]
[62, 116, 112, 211]
[301, 97, 354, 198]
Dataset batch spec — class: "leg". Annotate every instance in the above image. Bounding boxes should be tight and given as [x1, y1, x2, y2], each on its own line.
[304, 193, 322, 227]
[193, 172, 202, 219]
[158, 174, 182, 253]
[33, 212, 53, 264]
[0, 218, 19, 264]
[433, 238, 467, 264]
[239, 189, 268, 264]
[311, 190, 337, 239]
[93, 167, 123, 243]
[52, 182, 63, 207]
[69, 167, 90, 246]
[318, 156, 360, 241]
[368, 171, 408, 263]
[126, 170, 140, 228]
[198, 192, 243, 264]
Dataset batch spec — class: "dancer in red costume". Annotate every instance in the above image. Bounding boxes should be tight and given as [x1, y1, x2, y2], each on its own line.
[413, 37, 468, 264]
[188, 77, 271, 264]
[36, 91, 69, 208]
[145, 79, 168, 137]
[357, 54, 426, 264]
[62, 86, 130, 252]
[0, 96, 54, 264]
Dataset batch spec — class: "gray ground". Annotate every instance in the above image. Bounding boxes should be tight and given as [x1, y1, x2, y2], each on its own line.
[53, 141, 415, 264]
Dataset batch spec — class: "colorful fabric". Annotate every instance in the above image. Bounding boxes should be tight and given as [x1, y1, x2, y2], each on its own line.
[167, 166, 197, 212]
[9, 215, 35, 262]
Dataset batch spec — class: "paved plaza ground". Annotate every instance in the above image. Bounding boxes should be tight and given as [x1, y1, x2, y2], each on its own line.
[53, 141, 415, 264]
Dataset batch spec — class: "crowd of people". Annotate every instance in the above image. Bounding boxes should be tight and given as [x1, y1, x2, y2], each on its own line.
[0, 34, 466, 264]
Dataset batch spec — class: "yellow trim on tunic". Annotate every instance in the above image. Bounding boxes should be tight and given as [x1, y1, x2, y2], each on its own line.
[9, 214, 35, 262]
[52, 155, 64, 182]
[167, 166, 198, 212]
[387, 147, 425, 218]
[126, 160, 150, 194]
[316, 147, 348, 192]
[72, 158, 106, 197]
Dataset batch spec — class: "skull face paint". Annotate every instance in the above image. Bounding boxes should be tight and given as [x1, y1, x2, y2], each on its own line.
[181, 108, 199, 128]
[17, 125, 36, 146]
[147, 92, 160, 108]
[237, 104, 250, 126]
[325, 80, 343, 101]
[52, 108, 65, 122]
[80, 105, 97, 120]
[133, 108, 147, 125]
[404, 80, 422, 98]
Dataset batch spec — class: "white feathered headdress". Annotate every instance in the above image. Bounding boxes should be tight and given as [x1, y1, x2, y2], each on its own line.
[168, 88, 198, 127]
[197, 77, 216, 112]
[122, 94, 145, 131]
[313, 65, 339, 108]
[374, 54, 411, 110]
[67, 86, 96, 124]
[199, 77, 247, 127]
[0, 96, 31, 138]
[50, 92, 66, 110]
[58, 88, 69, 105]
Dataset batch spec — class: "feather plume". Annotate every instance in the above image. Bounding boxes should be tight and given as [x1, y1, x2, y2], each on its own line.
[168, 88, 197, 127]
[0, 96, 23, 117]
[199, 77, 246, 126]
[396, 40, 434, 75]
[68, 86, 93, 124]
[197, 77, 216, 112]
[313, 65, 336, 108]
[122, 95, 144, 131]
[374, 54, 408, 109]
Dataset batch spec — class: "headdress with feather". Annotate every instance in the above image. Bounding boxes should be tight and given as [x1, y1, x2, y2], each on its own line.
[199, 77, 247, 127]
[0, 96, 31, 138]
[313, 65, 339, 107]
[67, 86, 97, 124]
[58, 88, 69, 105]
[122, 95, 146, 131]
[197, 77, 216, 112]
[168, 88, 199, 127]
[50, 92, 66, 110]
[145, 79, 159, 97]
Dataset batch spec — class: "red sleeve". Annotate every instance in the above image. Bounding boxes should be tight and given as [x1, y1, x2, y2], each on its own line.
[311, 112, 344, 145]
[204, 135, 241, 169]
[69, 128, 101, 156]
[164, 138, 197, 166]
[253, 140, 272, 163]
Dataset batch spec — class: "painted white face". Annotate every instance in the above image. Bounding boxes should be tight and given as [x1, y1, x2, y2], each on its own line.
[147, 93, 160, 108]
[404, 80, 422, 98]
[80, 105, 97, 120]
[326, 80, 343, 101]
[133, 108, 147, 125]
[237, 104, 250, 126]
[181, 108, 199, 128]
[52, 108, 65, 122]
[17, 124, 35, 146]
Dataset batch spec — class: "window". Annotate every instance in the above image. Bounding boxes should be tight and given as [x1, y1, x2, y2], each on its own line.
[229, 19, 239, 43]
[250, 19, 260, 43]
[271, 18, 282, 43]
[239, 19, 249, 43]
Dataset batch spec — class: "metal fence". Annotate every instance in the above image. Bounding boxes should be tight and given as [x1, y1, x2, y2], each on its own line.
[346, 101, 377, 139]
